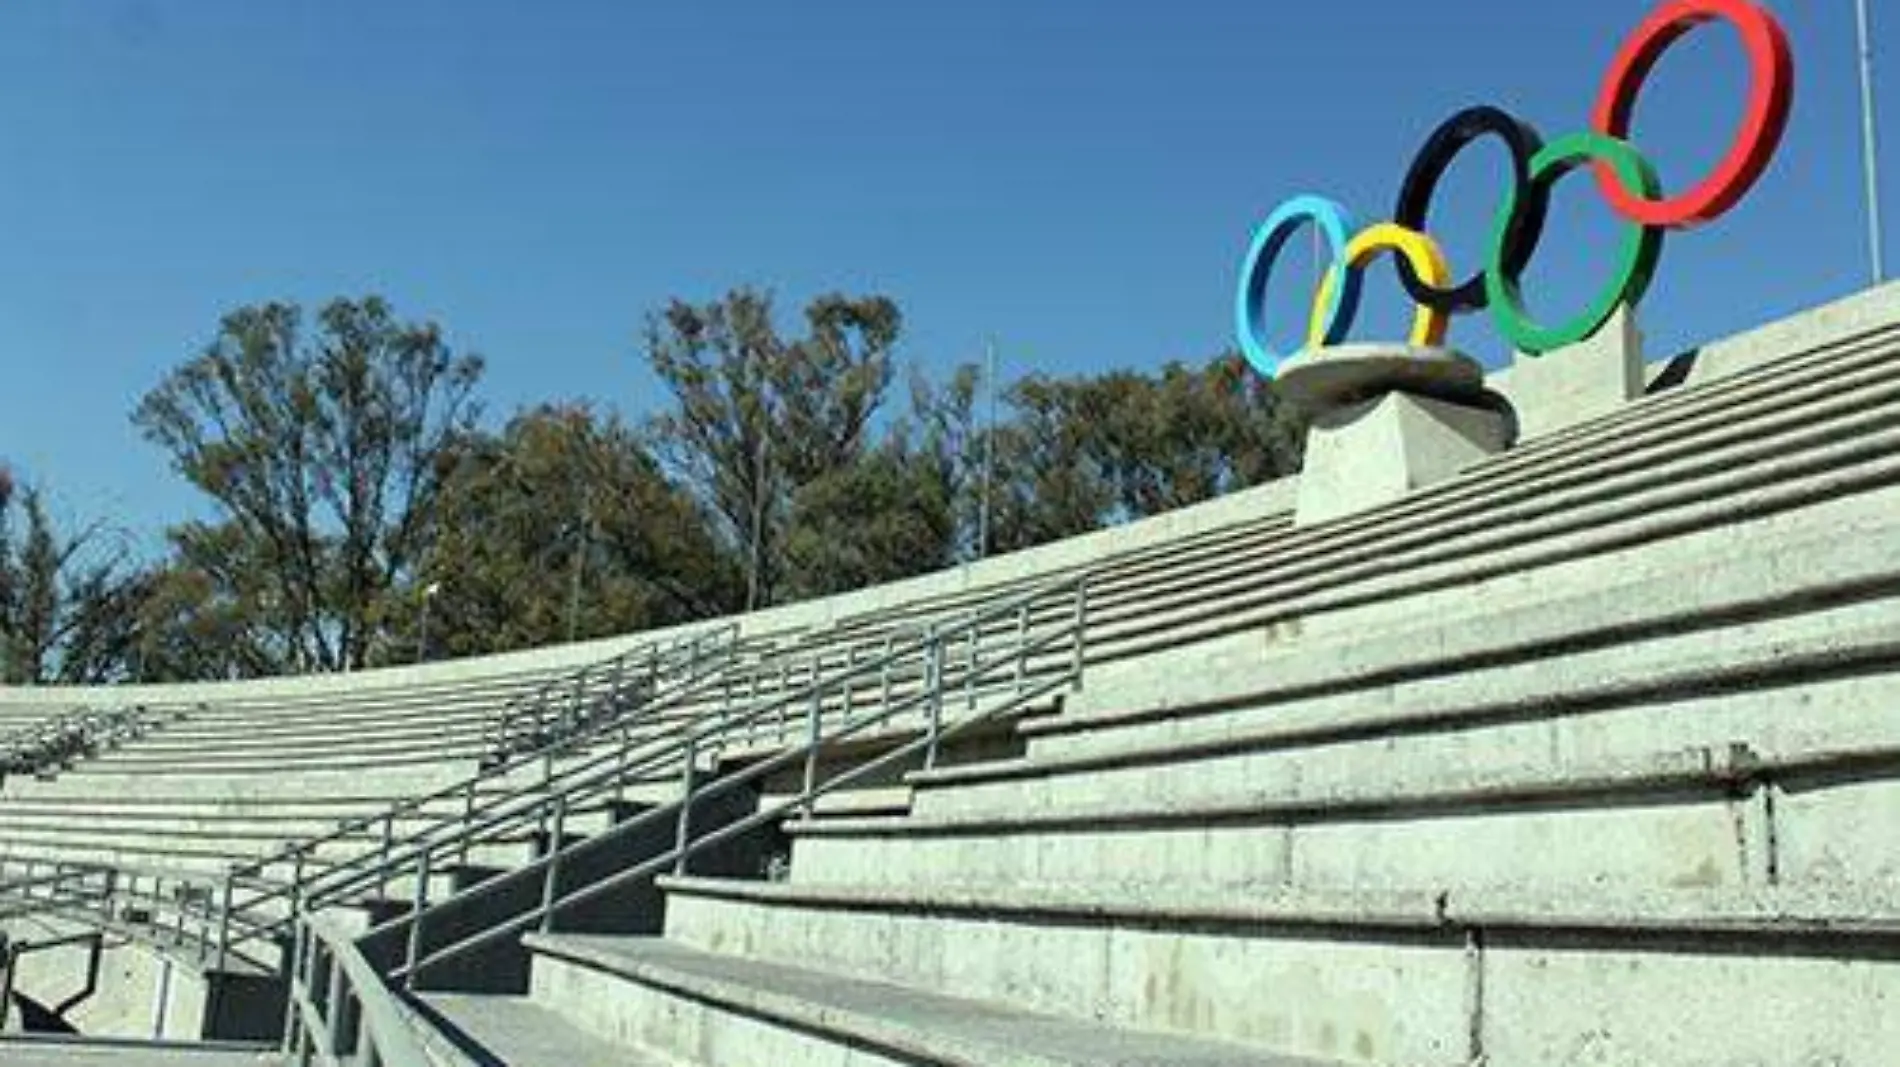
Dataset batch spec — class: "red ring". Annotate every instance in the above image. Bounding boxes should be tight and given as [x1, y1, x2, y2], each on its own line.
[1590, 0, 1794, 229]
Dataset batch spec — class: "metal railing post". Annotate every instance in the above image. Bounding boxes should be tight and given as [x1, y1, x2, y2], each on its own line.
[965, 621, 979, 711]
[461, 780, 477, 866]
[1071, 579, 1089, 687]
[539, 794, 568, 933]
[289, 848, 305, 919]
[378, 814, 394, 896]
[215, 870, 233, 974]
[802, 675, 822, 818]
[1014, 603, 1030, 693]
[402, 849, 432, 991]
[777, 661, 791, 735]
[283, 920, 307, 1060]
[746, 669, 761, 743]
[881, 634, 894, 713]
[324, 942, 347, 1055]
[924, 627, 944, 770]
[674, 737, 697, 876]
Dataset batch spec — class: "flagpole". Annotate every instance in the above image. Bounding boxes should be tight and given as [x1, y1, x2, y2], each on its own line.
[1857, 0, 1887, 283]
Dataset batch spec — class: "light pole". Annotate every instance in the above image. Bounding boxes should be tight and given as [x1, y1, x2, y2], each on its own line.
[979, 338, 997, 560]
[745, 431, 772, 613]
[1857, 0, 1887, 283]
[566, 488, 591, 644]
[416, 581, 441, 664]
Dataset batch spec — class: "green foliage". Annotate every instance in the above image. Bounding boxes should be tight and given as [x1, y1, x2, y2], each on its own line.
[424, 403, 741, 658]
[643, 289, 902, 610]
[986, 353, 1304, 553]
[131, 297, 484, 673]
[0, 473, 141, 684]
[14, 290, 1307, 684]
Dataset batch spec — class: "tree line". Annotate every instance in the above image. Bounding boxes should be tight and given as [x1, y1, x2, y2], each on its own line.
[0, 290, 1305, 684]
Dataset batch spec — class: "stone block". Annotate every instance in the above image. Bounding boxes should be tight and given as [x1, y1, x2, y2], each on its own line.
[1295, 391, 1511, 527]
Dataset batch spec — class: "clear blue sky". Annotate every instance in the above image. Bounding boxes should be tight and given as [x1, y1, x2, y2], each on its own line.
[0, 0, 1889, 552]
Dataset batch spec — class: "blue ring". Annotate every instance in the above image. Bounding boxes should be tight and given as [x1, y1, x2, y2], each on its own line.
[1234, 195, 1361, 378]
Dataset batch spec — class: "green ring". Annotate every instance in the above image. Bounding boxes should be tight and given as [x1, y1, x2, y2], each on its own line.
[1485, 131, 1665, 356]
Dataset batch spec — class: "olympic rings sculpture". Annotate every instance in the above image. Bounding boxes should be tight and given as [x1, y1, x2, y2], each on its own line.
[1235, 0, 1793, 374]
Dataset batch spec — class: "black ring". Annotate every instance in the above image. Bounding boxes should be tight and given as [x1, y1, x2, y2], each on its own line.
[1393, 105, 1549, 314]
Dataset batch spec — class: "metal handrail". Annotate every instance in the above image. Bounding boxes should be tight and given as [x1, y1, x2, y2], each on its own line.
[226, 626, 736, 885]
[481, 624, 737, 763]
[220, 636, 742, 935]
[379, 573, 1089, 984]
[0, 705, 171, 779]
[224, 619, 908, 942]
[284, 912, 432, 1067]
[2, 572, 1081, 1005]
[0, 856, 278, 973]
[228, 608, 967, 933]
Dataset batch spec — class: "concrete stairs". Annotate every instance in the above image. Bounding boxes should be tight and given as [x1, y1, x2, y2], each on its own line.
[0, 1035, 278, 1066]
[450, 302, 1900, 1066]
[517, 934, 1309, 1067]
[415, 992, 672, 1067]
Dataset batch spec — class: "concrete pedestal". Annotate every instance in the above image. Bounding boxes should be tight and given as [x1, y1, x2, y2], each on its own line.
[1295, 390, 1511, 527]
[1491, 305, 1644, 440]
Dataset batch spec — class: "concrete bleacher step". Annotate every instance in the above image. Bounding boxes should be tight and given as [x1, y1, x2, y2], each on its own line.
[521, 933, 1318, 1067]
[649, 874, 1900, 1066]
[416, 993, 675, 1067]
[894, 594, 1900, 824]
[0, 1037, 279, 1065]
[786, 742, 1810, 894]
[1059, 321, 1900, 679]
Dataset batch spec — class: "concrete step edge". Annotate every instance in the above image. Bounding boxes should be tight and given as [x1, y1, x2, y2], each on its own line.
[522, 933, 1325, 1067]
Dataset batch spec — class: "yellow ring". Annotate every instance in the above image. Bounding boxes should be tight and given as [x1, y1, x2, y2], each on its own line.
[1307, 223, 1453, 348]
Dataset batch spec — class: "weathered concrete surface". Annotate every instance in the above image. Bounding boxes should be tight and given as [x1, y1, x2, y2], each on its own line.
[0, 1035, 277, 1065]
[1492, 305, 1644, 440]
[1683, 278, 1900, 388]
[525, 934, 1309, 1066]
[1295, 389, 1510, 526]
[652, 877, 1900, 1067]
[415, 993, 666, 1067]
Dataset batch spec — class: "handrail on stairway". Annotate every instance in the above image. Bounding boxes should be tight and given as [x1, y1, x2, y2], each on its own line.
[375, 572, 1089, 986]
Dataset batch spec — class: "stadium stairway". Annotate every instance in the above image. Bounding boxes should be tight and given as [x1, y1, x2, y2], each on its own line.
[8, 285, 1899, 1063]
[422, 288, 1900, 1066]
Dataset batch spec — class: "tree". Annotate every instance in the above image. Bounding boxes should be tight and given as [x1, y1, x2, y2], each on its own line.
[131, 297, 483, 675]
[986, 353, 1305, 553]
[644, 289, 901, 609]
[0, 468, 143, 684]
[421, 404, 739, 659]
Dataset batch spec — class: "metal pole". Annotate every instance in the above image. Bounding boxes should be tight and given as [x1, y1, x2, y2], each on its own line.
[924, 629, 944, 770]
[539, 794, 568, 933]
[415, 582, 439, 664]
[980, 337, 997, 559]
[674, 737, 697, 876]
[402, 849, 431, 991]
[566, 490, 589, 644]
[1014, 603, 1030, 693]
[282, 920, 307, 1058]
[801, 678, 822, 818]
[378, 814, 394, 896]
[323, 946, 346, 1055]
[1071, 579, 1089, 687]
[1857, 0, 1888, 282]
[745, 431, 771, 612]
[215, 872, 233, 974]
[964, 621, 978, 711]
